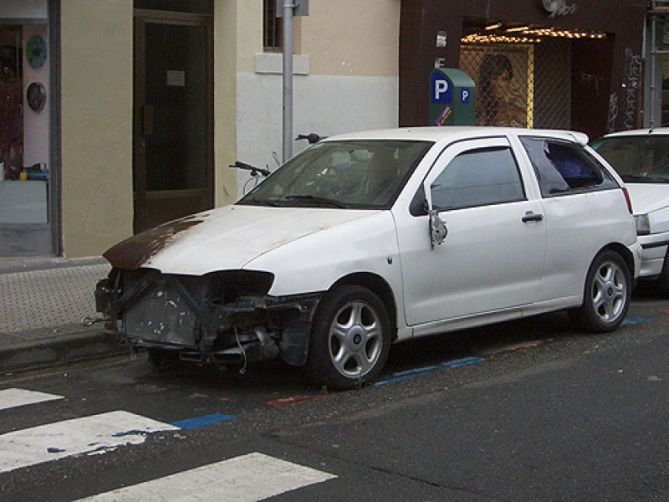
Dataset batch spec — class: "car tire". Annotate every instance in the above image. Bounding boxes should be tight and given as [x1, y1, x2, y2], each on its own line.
[306, 285, 392, 390]
[568, 251, 631, 333]
[655, 250, 669, 298]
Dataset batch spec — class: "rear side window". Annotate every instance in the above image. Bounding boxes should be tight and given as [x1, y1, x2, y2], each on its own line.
[520, 137, 618, 197]
[430, 147, 525, 211]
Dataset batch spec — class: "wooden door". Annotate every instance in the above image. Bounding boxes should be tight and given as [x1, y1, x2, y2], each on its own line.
[133, 9, 213, 233]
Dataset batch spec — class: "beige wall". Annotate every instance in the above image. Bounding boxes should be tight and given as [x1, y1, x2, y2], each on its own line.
[301, 0, 400, 77]
[61, 0, 133, 257]
[214, 0, 263, 205]
[58, 0, 397, 257]
[236, 0, 263, 74]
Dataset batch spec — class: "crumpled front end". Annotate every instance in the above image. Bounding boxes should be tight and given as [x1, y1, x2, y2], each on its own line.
[95, 267, 320, 367]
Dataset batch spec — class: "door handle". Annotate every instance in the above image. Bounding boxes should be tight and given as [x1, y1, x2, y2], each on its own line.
[522, 211, 544, 223]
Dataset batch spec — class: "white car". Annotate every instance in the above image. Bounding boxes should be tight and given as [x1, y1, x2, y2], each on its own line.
[96, 127, 641, 389]
[591, 129, 669, 296]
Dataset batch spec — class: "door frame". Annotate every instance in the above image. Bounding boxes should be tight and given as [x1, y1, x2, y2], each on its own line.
[133, 8, 214, 234]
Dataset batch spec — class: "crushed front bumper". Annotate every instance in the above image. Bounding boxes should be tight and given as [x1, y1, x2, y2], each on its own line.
[95, 268, 321, 366]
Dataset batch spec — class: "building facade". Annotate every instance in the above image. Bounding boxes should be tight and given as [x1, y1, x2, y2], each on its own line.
[644, 0, 669, 128]
[0, 0, 647, 259]
[400, 0, 646, 138]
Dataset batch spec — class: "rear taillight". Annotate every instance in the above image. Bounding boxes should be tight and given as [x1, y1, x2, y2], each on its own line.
[622, 187, 633, 214]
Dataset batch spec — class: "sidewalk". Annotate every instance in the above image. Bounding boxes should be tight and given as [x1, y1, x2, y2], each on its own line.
[0, 256, 129, 375]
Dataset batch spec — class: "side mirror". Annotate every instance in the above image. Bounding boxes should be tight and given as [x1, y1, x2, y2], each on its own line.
[429, 209, 447, 248]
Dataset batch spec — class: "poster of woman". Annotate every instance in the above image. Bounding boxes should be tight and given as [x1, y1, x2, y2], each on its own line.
[461, 46, 530, 127]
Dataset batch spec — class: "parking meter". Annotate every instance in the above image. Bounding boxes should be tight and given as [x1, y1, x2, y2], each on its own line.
[429, 68, 476, 126]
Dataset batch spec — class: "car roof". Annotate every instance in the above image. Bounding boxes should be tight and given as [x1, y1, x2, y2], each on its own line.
[601, 128, 669, 138]
[324, 126, 589, 145]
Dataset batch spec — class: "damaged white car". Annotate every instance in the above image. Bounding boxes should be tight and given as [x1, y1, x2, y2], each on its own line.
[95, 127, 641, 389]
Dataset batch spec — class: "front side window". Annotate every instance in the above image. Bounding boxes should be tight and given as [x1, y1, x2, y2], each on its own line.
[238, 140, 433, 209]
[520, 137, 618, 197]
[591, 135, 669, 184]
[430, 147, 525, 211]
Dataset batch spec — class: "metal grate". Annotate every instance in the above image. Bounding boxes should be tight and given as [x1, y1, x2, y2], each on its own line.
[123, 275, 199, 348]
[459, 39, 571, 129]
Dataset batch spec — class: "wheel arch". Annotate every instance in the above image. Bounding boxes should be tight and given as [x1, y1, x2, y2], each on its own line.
[597, 242, 635, 280]
[329, 272, 399, 341]
[569, 243, 633, 332]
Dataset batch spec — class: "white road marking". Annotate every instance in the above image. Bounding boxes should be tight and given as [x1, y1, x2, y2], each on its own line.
[0, 388, 64, 411]
[0, 410, 178, 473]
[77, 452, 337, 501]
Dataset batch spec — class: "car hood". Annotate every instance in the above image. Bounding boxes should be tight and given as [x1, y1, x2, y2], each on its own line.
[103, 204, 380, 275]
[626, 183, 669, 215]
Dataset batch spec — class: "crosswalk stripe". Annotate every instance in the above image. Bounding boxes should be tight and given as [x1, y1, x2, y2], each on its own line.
[0, 388, 64, 411]
[76, 452, 337, 501]
[0, 410, 178, 473]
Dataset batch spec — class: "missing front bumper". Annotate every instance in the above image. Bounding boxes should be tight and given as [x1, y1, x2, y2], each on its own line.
[95, 268, 320, 366]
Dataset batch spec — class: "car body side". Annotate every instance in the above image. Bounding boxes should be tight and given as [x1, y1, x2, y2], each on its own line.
[95, 127, 641, 376]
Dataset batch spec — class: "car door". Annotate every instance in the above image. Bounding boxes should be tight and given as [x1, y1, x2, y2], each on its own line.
[517, 136, 626, 302]
[395, 137, 546, 327]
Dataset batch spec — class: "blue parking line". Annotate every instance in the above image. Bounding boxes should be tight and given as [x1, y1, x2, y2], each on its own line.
[374, 356, 485, 387]
[171, 412, 237, 430]
[622, 316, 649, 326]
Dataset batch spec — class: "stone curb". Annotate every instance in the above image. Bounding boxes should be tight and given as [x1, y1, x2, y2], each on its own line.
[0, 257, 107, 275]
[0, 328, 130, 375]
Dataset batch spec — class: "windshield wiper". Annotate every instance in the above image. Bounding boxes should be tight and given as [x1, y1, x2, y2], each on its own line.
[238, 197, 282, 207]
[622, 174, 669, 183]
[282, 194, 350, 208]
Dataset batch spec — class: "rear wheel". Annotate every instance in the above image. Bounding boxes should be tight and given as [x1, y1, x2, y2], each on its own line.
[569, 251, 631, 332]
[306, 285, 391, 390]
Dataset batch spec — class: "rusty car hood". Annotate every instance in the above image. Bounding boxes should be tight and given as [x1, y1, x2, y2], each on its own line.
[103, 204, 379, 275]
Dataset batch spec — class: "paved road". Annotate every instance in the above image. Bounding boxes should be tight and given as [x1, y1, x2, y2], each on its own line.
[0, 292, 667, 501]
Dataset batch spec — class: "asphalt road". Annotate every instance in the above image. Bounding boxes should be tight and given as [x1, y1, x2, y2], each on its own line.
[0, 290, 667, 501]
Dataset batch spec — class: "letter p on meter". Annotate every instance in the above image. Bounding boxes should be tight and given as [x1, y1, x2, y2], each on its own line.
[434, 80, 449, 100]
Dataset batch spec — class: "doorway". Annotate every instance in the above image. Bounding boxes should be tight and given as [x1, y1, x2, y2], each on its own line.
[133, 8, 213, 233]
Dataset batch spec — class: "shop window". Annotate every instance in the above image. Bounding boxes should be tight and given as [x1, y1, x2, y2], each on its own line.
[0, 21, 50, 226]
[460, 20, 577, 130]
[264, 0, 282, 51]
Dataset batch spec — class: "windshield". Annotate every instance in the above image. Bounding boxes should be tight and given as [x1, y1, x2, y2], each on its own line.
[591, 136, 669, 183]
[237, 140, 433, 209]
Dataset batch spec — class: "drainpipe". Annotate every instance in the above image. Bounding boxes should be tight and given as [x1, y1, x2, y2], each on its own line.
[282, 0, 294, 162]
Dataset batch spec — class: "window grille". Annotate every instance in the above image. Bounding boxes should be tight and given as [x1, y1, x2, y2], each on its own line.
[264, 0, 282, 51]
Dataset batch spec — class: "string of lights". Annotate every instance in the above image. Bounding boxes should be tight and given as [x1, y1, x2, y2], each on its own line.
[462, 24, 606, 44]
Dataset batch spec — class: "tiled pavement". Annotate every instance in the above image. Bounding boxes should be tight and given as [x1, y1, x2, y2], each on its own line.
[0, 257, 127, 374]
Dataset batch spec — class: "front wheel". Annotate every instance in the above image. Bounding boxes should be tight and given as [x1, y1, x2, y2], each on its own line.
[306, 285, 392, 390]
[568, 251, 631, 332]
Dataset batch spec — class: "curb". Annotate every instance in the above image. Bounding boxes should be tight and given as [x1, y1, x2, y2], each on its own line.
[0, 328, 130, 375]
[0, 257, 107, 275]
